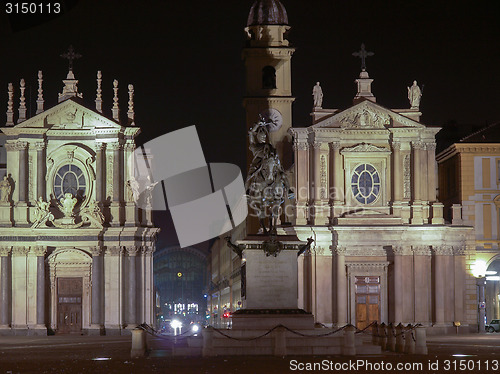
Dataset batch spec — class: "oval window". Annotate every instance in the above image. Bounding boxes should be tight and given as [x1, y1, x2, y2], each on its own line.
[54, 164, 87, 200]
[351, 164, 380, 204]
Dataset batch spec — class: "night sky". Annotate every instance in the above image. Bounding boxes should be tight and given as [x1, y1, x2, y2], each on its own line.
[1, 0, 499, 247]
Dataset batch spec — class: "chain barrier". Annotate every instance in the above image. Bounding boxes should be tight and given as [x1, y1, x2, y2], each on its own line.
[138, 323, 198, 341]
[367, 323, 422, 339]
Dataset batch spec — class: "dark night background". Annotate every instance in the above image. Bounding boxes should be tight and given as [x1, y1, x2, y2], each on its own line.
[1, 0, 499, 247]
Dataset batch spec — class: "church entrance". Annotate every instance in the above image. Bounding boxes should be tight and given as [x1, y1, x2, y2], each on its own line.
[355, 276, 380, 330]
[57, 277, 82, 334]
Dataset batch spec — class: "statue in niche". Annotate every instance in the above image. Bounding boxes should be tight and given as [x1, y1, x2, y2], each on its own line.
[245, 117, 294, 235]
[0, 176, 11, 203]
[127, 177, 140, 203]
[407, 80, 422, 109]
[60, 193, 77, 217]
[312, 82, 323, 108]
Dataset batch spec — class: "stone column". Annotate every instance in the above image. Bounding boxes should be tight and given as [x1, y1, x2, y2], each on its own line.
[426, 143, 437, 202]
[126, 247, 137, 328]
[330, 142, 343, 217]
[111, 143, 122, 202]
[34, 246, 47, 328]
[411, 141, 424, 224]
[91, 247, 103, 329]
[413, 246, 431, 324]
[312, 141, 329, 225]
[142, 246, 154, 325]
[17, 141, 28, 202]
[294, 141, 309, 225]
[104, 246, 123, 332]
[392, 142, 403, 202]
[453, 246, 466, 324]
[11, 246, 30, 330]
[35, 143, 46, 200]
[433, 246, 449, 326]
[95, 143, 105, 203]
[393, 246, 404, 324]
[0, 247, 11, 327]
[334, 246, 347, 326]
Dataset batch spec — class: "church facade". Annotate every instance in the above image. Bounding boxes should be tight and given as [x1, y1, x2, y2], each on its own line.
[209, 0, 479, 333]
[0, 62, 158, 335]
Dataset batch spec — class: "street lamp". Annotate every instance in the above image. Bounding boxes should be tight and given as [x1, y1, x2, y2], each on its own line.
[472, 260, 487, 333]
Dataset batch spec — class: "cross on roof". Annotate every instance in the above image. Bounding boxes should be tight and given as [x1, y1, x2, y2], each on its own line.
[352, 43, 374, 71]
[60, 45, 82, 71]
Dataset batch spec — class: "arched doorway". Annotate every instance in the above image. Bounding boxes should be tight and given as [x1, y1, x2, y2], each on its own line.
[47, 248, 92, 334]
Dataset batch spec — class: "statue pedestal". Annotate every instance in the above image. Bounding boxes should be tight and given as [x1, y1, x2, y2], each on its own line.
[232, 234, 314, 330]
[0, 203, 12, 226]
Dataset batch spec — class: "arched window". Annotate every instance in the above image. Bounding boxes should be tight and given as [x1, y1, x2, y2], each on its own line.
[262, 66, 276, 89]
[351, 164, 381, 204]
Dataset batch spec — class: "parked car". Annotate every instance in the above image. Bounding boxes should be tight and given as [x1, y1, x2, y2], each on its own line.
[485, 319, 500, 333]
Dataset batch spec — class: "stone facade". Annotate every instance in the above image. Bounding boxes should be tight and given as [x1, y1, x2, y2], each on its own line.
[0, 70, 158, 335]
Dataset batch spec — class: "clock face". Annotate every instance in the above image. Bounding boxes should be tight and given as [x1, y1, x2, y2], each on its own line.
[260, 108, 283, 132]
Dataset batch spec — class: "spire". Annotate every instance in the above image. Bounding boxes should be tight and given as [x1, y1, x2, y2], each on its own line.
[95, 70, 103, 113]
[127, 84, 135, 125]
[36, 70, 44, 114]
[6, 83, 14, 126]
[18, 78, 26, 123]
[112, 79, 119, 122]
[58, 46, 83, 102]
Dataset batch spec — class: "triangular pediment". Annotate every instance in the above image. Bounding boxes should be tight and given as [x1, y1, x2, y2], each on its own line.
[1, 98, 123, 135]
[311, 100, 425, 129]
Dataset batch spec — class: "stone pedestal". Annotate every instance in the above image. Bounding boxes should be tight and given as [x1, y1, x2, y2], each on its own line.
[232, 234, 314, 330]
[0, 204, 12, 226]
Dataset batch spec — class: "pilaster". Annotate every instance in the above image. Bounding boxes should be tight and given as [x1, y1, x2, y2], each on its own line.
[312, 141, 329, 225]
[293, 141, 309, 225]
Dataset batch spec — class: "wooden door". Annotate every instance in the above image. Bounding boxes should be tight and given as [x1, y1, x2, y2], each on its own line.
[57, 278, 82, 334]
[355, 276, 380, 330]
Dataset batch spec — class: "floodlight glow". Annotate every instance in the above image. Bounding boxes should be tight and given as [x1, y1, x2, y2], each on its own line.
[486, 271, 497, 275]
[170, 319, 182, 329]
[192, 325, 200, 333]
[486, 276, 500, 281]
[471, 260, 488, 278]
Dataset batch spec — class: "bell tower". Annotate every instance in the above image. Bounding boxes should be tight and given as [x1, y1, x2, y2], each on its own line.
[243, 0, 295, 169]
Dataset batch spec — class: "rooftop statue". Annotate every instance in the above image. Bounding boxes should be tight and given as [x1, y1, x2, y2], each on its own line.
[312, 82, 323, 109]
[408, 80, 422, 110]
[245, 116, 294, 235]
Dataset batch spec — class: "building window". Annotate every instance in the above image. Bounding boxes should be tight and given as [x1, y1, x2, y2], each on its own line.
[262, 66, 276, 89]
[351, 164, 380, 204]
[54, 164, 86, 200]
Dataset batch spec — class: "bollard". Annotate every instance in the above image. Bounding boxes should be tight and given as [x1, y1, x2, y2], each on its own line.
[404, 324, 415, 354]
[379, 323, 387, 350]
[342, 325, 356, 356]
[202, 326, 214, 357]
[387, 323, 396, 352]
[372, 322, 379, 345]
[415, 325, 428, 355]
[273, 326, 287, 356]
[395, 323, 404, 353]
[130, 328, 146, 358]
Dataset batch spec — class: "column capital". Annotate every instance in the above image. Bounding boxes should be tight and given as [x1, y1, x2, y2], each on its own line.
[34, 142, 46, 151]
[105, 246, 123, 256]
[412, 245, 431, 256]
[125, 247, 138, 256]
[90, 246, 103, 256]
[331, 246, 347, 255]
[0, 247, 11, 256]
[329, 141, 341, 150]
[393, 245, 412, 255]
[14, 140, 29, 150]
[108, 142, 122, 151]
[426, 143, 436, 151]
[432, 245, 454, 256]
[123, 142, 135, 151]
[4, 142, 16, 151]
[392, 141, 401, 151]
[31, 246, 47, 256]
[452, 246, 466, 256]
[312, 141, 322, 150]
[95, 142, 106, 151]
[140, 246, 154, 256]
[12, 246, 29, 255]
[293, 141, 309, 151]
[411, 141, 425, 150]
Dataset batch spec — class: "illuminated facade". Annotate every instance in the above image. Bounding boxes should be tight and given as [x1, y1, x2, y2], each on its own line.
[209, 0, 479, 333]
[0, 66, 158, 335]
